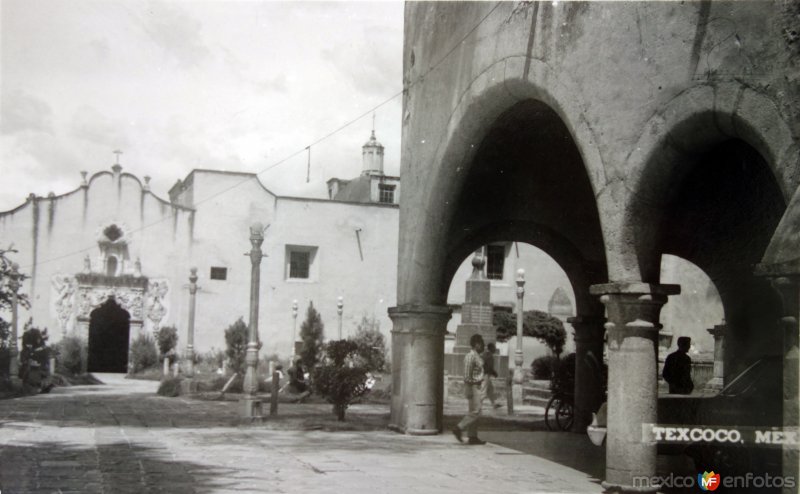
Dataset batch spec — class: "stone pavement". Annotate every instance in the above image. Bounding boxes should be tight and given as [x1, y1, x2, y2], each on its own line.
[0, 374, 606, 494]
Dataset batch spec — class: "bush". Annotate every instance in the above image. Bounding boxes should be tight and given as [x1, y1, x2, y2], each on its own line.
[494, 309, 567, 356]
[157, 377, 182, 397]
[352, 317, 386, 372]
[156, 326, 179, 363]
[130, 333, 158, 373]
[551, 352, 576, 393]
[19, 321, 51, 386]
[57, 336, 86, 375]
[531, 355, 558, 380]
[299, 302, 324, 369]
[225, 318, 249, 375]
[312, 339, 369, 421]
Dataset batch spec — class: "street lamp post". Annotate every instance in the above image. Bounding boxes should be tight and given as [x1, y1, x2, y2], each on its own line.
[9, 263, 20, 378]
[291, 300, 298, 359]
[337, 296, 344, 340]
[513, 269, 525, 406]
[242, 223, 265, 419]
[186, 267, 198, 377]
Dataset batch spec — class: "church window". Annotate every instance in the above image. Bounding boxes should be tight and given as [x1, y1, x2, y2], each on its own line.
[486, 244, 505, 280]
[210, 267, 227, 280]
[378, 184, 395, 204]
[286, 245, 318, 280]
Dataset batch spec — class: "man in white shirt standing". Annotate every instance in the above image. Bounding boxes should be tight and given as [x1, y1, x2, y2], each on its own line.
[452, 334, 486, 445]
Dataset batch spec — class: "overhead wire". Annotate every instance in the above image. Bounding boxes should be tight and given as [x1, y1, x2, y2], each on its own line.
[19, 2, 503, 271]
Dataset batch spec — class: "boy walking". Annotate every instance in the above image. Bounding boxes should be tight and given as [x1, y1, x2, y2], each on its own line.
[453, 334, 487, 445]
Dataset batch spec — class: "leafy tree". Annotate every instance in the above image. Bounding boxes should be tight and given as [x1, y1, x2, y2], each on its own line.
[19, 320, 51, 387]
[129, 333, 158, 373]
[493, 309, 567, 356]
[0, 247, 31, 376]
[299, 302, 325, 369]
[156, 325, 179, 363]
[352, 316, 386, 372]
[224, 318, 249, 375]
[312, 339, 369, 421]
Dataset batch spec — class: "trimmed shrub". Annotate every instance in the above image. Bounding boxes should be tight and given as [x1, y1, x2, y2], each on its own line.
[157, 377, 182, 397]
[299, 302, 324, 369]
[57, 336, 86, 375]
[352, 317, 386, 373]
[130, 333, 158, 373]
[312, 339, 369, 421]
[225, 318, 249, 375]
[531, 355, 558, 380]
[156, 326, 179, 363]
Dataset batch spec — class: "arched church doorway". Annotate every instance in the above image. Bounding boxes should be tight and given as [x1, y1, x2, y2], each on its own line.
[88, 297, 131, 373]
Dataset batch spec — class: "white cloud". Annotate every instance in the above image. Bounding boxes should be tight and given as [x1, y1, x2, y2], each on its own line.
[0, 90, 54, 135]
[0, 1, 404, 211]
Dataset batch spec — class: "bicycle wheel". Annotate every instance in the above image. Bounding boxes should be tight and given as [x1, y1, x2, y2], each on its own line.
[544, 396, 561, 431]
[556, 398, 574, 431]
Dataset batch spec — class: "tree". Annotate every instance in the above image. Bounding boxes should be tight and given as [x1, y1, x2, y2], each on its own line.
[0, 247, 30, 377]
[493, 309, 567, 356]
[299, 302, 324, 369]
[352, 316, 386, 372]
[312, 339, 369, 421]
[156, 325, 179, 363]
[224, 318, 249, 375]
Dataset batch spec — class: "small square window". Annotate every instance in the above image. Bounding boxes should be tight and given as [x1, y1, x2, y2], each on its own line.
[289, 252, 310, 279]
[210, 267, 227, 280]
[379, 184, 395, 204]
[286, 245, 318, 281]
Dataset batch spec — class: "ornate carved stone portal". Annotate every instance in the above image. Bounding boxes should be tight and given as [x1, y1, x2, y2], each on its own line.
[50, 224, 170, 371]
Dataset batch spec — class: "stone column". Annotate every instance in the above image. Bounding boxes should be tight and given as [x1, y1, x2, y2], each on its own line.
[388, 304, 451, 435]
[291, 300, 298, 359]
[590, 282, 679, 493]
[569, 315, 606, 433]
[242, 223, 265, 419]
[704, 322, 727, 392]
[8, 263, 21, 378]
[186, 267, 198, 377]
[771, 277, 799, 494]
[512, 269, 525, 407]
[337, 296, 344, 340]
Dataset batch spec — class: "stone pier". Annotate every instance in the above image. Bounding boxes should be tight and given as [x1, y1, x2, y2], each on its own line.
[590, 282, 679, 493]
[388, 304, 451, 435]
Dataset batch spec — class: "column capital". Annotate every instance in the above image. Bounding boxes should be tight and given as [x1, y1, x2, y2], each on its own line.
[568, 316, 606, 343]
[388, 304, 452, 320]
[707, 322, 727, 338]
[389, 304, 452, 336]
[589, 282, 680, 297]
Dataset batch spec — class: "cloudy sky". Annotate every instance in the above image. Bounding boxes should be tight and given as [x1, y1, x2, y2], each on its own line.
[0, 0, 404, 211]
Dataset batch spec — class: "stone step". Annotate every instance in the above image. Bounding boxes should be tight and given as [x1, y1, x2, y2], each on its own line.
[522, 395, 551, 407]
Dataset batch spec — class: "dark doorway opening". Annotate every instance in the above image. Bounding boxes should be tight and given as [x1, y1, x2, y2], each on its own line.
[88, 297, 130, 373]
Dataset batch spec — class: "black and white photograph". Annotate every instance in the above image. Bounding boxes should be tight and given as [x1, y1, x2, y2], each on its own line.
[1, 1, 798, 493]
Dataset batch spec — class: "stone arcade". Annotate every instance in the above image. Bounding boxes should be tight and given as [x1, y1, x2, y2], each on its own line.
[392, 2, 799, 493]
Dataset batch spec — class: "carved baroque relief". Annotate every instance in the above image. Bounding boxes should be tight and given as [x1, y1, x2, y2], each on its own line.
[76, 286, 146, 320]
[146, 279, 170, 330]
[51, 274, 77, 333]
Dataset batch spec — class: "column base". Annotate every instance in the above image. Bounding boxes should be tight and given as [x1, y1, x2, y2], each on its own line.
[512, 383, 523, 408]
[704, 376, 724, 392]
[240, 397, 263, 420]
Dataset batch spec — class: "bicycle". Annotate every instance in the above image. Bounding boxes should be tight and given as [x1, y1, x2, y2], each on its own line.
[544, 389, 574, 431]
